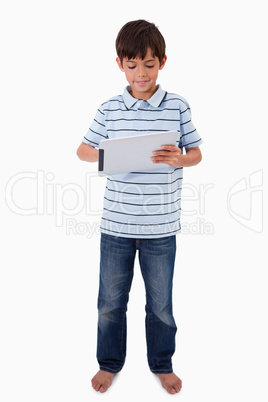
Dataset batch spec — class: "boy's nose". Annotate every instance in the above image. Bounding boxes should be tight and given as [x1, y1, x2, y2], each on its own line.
[137, 67, 146, 77]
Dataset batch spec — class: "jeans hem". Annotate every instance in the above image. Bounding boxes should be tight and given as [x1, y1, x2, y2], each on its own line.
[150, 369, 173, 374]
[99, 365, 123, 374]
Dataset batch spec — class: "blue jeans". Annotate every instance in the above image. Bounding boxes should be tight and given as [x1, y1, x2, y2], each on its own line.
[97, 233, 177, 374]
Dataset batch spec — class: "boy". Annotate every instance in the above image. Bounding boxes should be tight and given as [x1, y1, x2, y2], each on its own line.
[77, 20, 202, 395]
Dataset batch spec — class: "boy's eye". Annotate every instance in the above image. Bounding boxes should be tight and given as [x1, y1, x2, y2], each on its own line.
[128, 65, 155, 70]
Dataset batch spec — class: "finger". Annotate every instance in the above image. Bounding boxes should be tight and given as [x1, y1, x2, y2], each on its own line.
[152, 150, 173, 156]
[161, 145, 179, 151]
[151, 156, 176, 165]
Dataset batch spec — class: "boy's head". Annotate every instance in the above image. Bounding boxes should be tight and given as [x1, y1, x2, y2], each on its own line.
[116, 19, 166, 66]
[115, 20, 167, 100]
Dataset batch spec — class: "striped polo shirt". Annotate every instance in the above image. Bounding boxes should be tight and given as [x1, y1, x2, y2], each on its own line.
[83, 85, 202, 238]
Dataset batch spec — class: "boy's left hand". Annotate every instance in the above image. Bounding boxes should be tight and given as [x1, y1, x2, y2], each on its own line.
[151, 145, 183, 168]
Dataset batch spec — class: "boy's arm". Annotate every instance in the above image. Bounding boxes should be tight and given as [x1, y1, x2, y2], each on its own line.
[151, 145, 202, 168]
[76, 142, 98, 162]
[181, 146, 202, 167]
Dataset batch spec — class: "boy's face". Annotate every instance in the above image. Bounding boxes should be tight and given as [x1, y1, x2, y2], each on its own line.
[116, 48, 167, 100]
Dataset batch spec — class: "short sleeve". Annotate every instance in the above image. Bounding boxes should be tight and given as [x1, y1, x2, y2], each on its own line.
[179, 100, 203, 149]
[83, 104, 108, 148]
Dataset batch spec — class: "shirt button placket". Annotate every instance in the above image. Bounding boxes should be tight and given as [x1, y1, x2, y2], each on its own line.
[136, 102, 142, 122]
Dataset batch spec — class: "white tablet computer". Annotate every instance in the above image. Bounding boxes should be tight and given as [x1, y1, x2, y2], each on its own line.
[98, 130, 178, 176]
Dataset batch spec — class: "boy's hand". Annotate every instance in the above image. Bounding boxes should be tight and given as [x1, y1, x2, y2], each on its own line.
[151, 145, 184, 168]
[151, 145, 202, 168]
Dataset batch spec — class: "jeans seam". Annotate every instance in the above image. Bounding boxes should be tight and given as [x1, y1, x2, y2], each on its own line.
[139, 255, 152, 367]
[120, 269, 134, 360]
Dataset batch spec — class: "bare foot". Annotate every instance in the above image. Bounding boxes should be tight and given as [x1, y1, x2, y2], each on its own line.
[91, 370, 115, 393]
[157, 373, 182, 394]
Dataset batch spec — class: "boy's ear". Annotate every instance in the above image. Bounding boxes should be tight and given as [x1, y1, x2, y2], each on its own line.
[116, 57, 124, 71]
[159, 55, 167, 70]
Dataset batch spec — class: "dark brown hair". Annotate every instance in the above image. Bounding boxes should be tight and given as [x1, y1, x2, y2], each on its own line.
[115, 20, 166, 65]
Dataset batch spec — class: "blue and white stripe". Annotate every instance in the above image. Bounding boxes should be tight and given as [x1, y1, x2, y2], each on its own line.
[83, 85, 202, 238]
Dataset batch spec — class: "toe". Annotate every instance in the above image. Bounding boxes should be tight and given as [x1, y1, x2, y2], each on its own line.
[91, 378, 96, 386]
[174, 382, 182, 392]
[92, 383, 100, 391]
[168, 386, 176, 394]
[91, 378, 100, 391]
[99, 384, 108, 393]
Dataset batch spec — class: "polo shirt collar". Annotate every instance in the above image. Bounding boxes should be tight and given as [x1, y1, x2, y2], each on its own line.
[122, 85, 166, 109]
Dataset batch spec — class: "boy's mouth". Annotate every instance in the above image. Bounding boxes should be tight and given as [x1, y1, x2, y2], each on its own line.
[135, 80, 150, 86]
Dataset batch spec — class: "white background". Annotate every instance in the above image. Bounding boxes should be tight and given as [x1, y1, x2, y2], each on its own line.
[1, 0, 267, 400]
